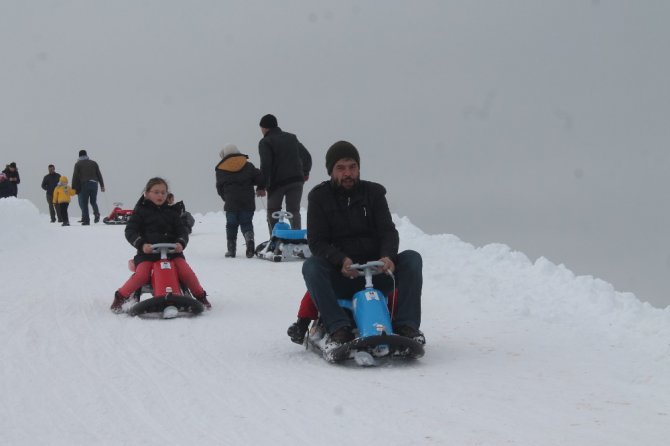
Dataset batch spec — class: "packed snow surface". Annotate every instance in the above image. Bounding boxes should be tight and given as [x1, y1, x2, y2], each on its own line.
[1, 197, 668, 445]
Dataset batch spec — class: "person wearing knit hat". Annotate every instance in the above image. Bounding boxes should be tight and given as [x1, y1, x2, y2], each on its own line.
[215, 143, 265, 258]
[219, 143, 240, 159]
[259, 114, 278, 129]
[325, 141, 360, 175]
[71, 149, 105, 225]
[257, 113, 312, 234]
[293, 140, 425, 352]
[2, 162, 20, 197]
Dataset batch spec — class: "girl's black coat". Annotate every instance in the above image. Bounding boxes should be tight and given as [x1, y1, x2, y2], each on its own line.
[124, 196, 189, 265]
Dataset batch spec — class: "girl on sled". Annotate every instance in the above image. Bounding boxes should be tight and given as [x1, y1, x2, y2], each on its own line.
[110, 177, 211, 312]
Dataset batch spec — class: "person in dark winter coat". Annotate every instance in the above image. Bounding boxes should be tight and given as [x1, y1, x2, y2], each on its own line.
[41, 164, 62, 222]
[215, 143, 265, 258]
[257, 114, 311, 234]
[2, 162, 20, 197]
[299, 141, 424, 351]
[0, 172, 11, 199]
[71, 149, 105, 225]
[110, 177, 210, 313]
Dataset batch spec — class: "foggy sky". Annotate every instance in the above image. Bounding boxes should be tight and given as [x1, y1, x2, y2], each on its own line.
[2, 0, 669, 307]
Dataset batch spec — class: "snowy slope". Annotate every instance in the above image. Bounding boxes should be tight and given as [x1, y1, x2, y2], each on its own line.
[0, 197, 668, 446]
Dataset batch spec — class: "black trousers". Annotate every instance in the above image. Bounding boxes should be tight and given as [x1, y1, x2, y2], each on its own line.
[47, 193, 61, 221]
[58, 203, 70, 224]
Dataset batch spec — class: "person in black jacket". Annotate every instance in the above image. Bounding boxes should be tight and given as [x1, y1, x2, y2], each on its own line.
[2, 162, 20, 197]
[257, 114, 311, 234]
[0, 172, 11, 199]
[110, 177, 210, 313]
[216, 143, 265, 258]
[71, 149, 105, 225]
[301, 141, 424, 351]
[41, 164, 62, 222]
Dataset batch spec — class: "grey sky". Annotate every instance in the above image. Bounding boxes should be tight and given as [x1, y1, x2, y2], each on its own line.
[2, 1, 669, 307]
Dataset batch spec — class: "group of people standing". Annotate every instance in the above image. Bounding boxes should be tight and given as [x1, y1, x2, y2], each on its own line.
[2, 151, 104, 228]
[0, 162, 20, 199]
[37, 150, 106, 226]
[215, 113, 312, 258]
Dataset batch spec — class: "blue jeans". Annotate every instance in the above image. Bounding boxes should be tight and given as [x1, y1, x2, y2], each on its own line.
[78, 180, 99, 223]
[225, 210, 254, 240]
[302, 250, 423, 334]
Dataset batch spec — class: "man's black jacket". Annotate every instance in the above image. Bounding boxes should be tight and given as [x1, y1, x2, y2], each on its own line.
[307, 180, 399, 268]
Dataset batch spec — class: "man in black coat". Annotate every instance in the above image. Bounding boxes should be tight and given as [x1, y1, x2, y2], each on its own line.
[301, 141, 424, 351]
[41, 164, 62, 222]
[2, 162, 20, 197]
[72, 149, 105, 225]
[257, 114, 311, 234]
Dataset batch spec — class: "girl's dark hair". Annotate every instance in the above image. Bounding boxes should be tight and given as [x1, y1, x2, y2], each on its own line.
[144, 177, 168, 193]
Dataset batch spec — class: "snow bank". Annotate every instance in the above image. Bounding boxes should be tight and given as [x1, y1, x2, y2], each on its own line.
[0, 198, 48, 252]
[394, 213, 670, 357]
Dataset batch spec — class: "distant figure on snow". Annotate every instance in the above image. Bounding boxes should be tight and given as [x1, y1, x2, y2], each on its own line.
[72, 149, 105, 225]
[2, 162, 20, 197]
[41, 164, 62, 222]
[52, 176, 77, 226]
[0, 172, 11, 199]
[215, 143, 265, 258]
[257, 114, 311, 233]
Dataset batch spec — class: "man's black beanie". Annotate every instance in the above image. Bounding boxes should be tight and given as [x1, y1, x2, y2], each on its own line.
[259, 114, 278, 129]
[326, 141, 360, 175]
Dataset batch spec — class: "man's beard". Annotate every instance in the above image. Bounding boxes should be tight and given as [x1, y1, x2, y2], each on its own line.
[332, 175, 359, 192]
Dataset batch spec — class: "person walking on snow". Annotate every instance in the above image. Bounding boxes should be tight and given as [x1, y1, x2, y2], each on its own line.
[52, 176, 76, 226]
[257, 114, 311, 234]
[215, 143, 265, 258]
[41, 164, 62, 222]
[71, 149, 105, 225]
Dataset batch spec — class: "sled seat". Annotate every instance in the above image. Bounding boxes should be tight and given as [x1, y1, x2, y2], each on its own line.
[127, 259, 191, 299]
[272, 228, 307, 240]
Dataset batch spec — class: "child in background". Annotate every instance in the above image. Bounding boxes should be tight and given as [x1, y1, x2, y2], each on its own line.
[215, 143, 265, 258]
[52, 176, 76, 226]
[110, 177, 211, 313]
[167, 192, 195, 234]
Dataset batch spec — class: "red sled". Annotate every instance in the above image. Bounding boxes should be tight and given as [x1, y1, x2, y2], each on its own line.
[103, 202, 134, 225]
[126, 243, 204, 318]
